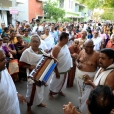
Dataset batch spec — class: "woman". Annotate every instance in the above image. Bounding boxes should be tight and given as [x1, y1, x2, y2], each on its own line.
[2, 35, 18, 81]
[106, 34, 114, 50]
[22, 28, 31, 43]
[67, 39, 80, 87]
[15, 35, 29, 82]
[9, 30, 18, 44]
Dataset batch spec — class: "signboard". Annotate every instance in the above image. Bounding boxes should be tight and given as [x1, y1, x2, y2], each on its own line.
[9, 7, 18, 14]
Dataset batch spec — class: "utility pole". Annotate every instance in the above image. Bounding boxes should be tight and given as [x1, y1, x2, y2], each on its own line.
[12, 0, 16, 26]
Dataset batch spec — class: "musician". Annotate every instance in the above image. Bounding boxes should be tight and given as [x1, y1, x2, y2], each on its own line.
[49, 32, 72, 99]
[19, 35, 46, 113]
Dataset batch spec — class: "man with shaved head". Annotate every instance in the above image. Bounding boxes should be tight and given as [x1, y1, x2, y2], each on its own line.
[76, 39, 99, 114]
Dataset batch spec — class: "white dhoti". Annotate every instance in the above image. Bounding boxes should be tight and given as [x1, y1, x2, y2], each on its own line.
[49, 72, 68, 93]
[20, 47, 45, 106]
[49, 45, 72, 93]
[26, 83, 44, 105]
[75, 68, 96, 114]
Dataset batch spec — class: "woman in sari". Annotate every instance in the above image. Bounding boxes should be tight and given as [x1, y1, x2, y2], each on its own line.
[2, 34, 18, 81]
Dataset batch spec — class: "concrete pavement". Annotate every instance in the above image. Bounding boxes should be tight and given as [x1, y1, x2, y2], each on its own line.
[16, 80, 79, 114]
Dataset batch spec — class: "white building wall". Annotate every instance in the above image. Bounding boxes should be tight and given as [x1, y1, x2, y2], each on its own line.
[17, 0, 28, 22]
[0, 0, 28, 26]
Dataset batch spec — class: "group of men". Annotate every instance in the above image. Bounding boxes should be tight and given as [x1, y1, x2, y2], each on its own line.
[0, 19, 114, 114]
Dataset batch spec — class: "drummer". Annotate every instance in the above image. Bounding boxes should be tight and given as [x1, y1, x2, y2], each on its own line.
[19, 35, 46, 113]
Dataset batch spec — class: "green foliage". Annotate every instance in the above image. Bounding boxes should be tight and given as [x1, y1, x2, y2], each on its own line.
[43, 0, 65, 22]
[78, 0, 114, 9]
[100, 10, 114, 21]
[61, 18, 71, 23]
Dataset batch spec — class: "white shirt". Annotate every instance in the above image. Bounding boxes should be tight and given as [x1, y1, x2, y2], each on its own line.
[92, 37, 102, 51]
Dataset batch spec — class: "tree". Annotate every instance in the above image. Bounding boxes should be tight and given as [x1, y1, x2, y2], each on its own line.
[100, 9, 114, 21]
[43, 0, 65, 22]
[78, 0, 114, 9]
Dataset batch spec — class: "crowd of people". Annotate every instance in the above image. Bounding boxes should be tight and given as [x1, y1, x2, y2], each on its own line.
[0, 18, 114, 114]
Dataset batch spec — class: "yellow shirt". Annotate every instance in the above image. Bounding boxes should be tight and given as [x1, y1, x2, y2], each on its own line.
[9, 37, 18, 44]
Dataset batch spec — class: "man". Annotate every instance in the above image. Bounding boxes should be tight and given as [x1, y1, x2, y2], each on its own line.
[81, 48, 114, 114]
[32, 19, 40, 33]
[49, 32, 72, 99]
[84, 48, 114, 90]
[92, 30, 103, 52]
[63, 85, 114, 114]
[20, 35, 47, 113]
[0, 49, 26, 114]
[78, 30, 87, 49]
[41, 27, 55, 51]
[76, 39, 99, 114]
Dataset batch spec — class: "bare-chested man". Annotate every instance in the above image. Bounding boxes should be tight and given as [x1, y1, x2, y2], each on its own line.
[49, 32, 72, 99]
[76, 39, 99, 114]
[81, 48, 114, 114]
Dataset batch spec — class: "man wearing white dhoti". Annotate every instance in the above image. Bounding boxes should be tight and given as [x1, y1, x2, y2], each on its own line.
[76, 39, 99, 114]
[0, 49, 26, 114]
[49, 32, 72, 99]
[83, 48, 114, 114]
[41, 27, 55, 51]
[19, 35, 47, 113]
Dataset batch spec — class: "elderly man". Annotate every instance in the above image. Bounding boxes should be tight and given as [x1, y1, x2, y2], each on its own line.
[78, 30, 87, 49]
[41, 27, 55, 51]
[92, 30, 103, 52]
[76, 39, 99, 113]
[63, 85, 114, 114]
[77, 48, 114, 114]
[49, 32, 72, 99]
[20, 35, 47, 113]
[0, 49, 26, 114]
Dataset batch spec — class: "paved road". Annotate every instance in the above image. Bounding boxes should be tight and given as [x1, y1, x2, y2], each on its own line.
[16, 80, 79, 114]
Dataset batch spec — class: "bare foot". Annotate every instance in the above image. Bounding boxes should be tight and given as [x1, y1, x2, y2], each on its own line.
[37, 103, 46, 107]
[59, 92, 66, 97]
[49, 93, 54, 100]
[27, 106, 32, 114]
[27, 110, 33, 114]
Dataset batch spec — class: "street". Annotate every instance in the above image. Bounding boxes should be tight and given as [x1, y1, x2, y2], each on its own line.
[16, 80, 79, 114]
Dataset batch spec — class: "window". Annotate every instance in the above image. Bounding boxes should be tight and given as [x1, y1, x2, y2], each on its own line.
[69, 0, 73, 9]
[75, 4, 79, 12]
[59, 0, 64, 8]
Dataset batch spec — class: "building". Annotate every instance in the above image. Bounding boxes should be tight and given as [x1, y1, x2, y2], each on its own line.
[0, 0, 29, 27]
[0, 0, 43, 27]
[59, 0, 92, 22]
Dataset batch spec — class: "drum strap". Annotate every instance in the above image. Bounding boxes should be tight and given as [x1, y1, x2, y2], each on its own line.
[27, 83, 36, 107]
